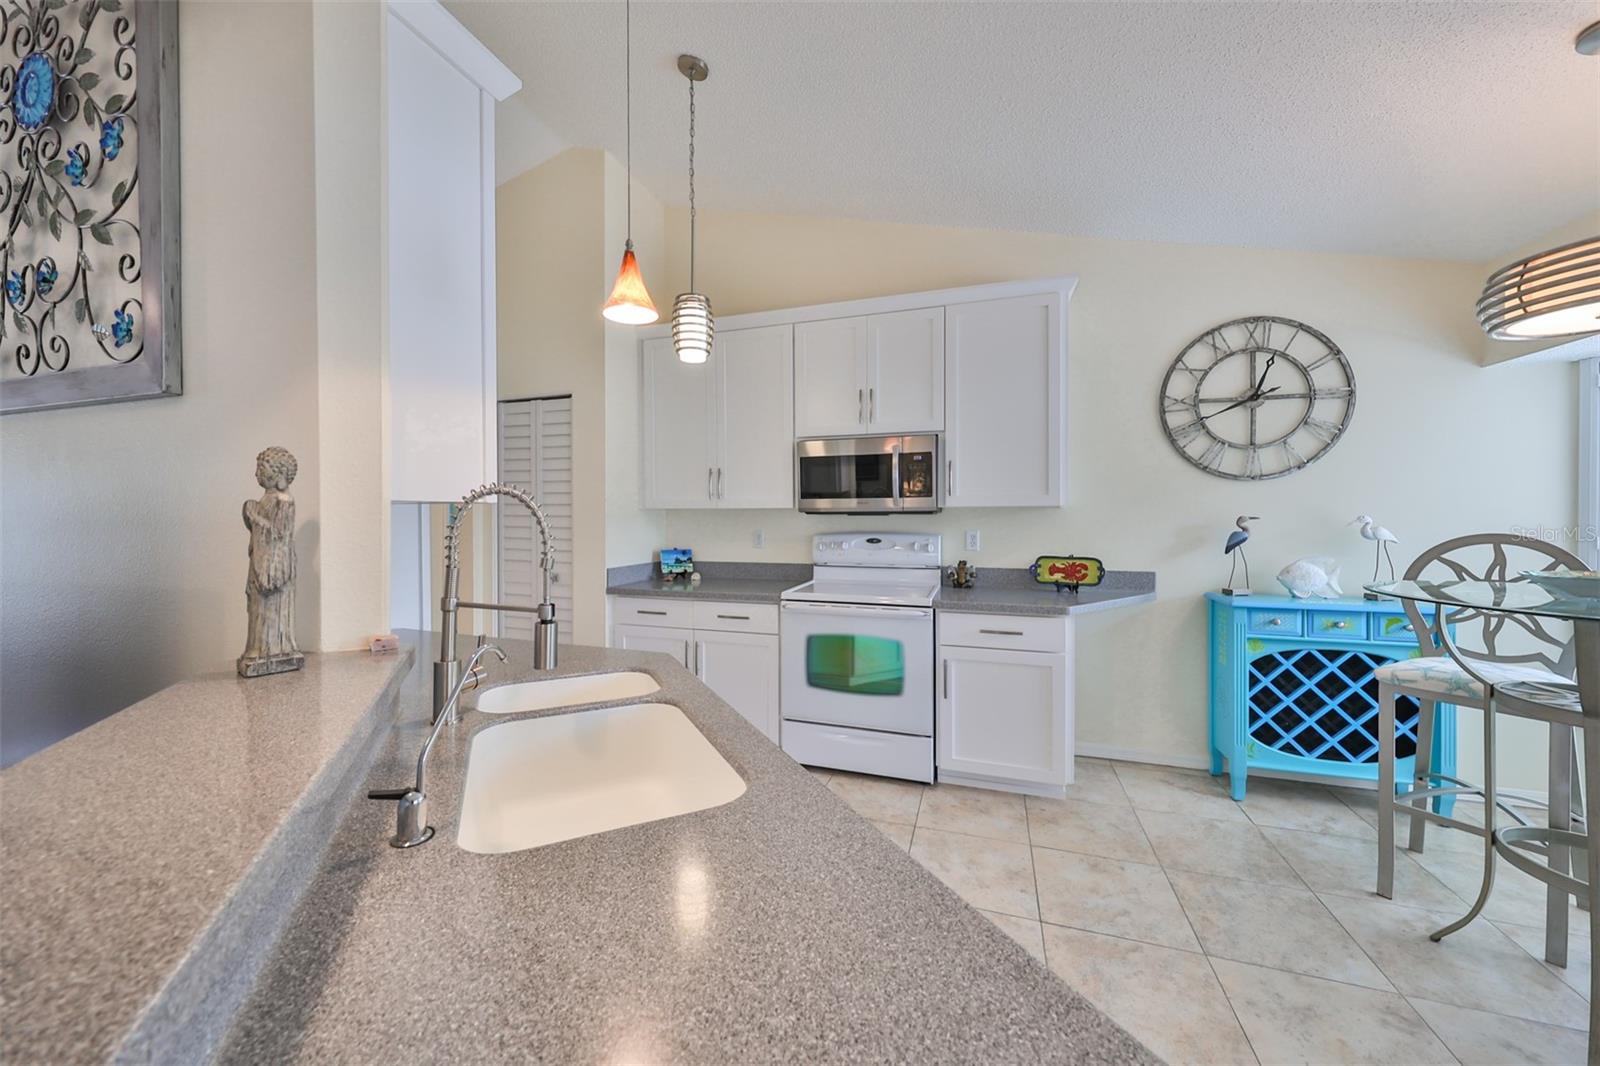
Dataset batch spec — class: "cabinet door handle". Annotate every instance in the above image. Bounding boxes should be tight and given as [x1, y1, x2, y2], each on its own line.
[717, 467, 724, 499]
[979, 628, 1025, 636]
[858, 387, 865, 425]
[694, 641, 703, 676]
[869, 386, 876, 423]
[637, 609, 668, 616]
[716, 613, 750, 621]
[707, 466, 714, 500]
[947, 459, 955, 496]
[943, 658, 950, 699]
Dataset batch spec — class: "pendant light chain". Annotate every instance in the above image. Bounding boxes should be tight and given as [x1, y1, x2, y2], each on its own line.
[624, 0, 632, 245]
[687, 73, 696, 292]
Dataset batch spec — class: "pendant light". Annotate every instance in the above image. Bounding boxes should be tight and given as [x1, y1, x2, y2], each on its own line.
[602, 0, 658, 325]
[672, 54, 713, 363]
[1477, 236, 1600, 340]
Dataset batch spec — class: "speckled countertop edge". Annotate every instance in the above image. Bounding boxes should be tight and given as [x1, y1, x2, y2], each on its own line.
[0, 647, 415, 1066]
[218, 633, 1159, 1065]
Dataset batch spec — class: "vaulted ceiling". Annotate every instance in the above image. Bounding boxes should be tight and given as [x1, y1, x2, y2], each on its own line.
[449, 0, 1600, 262]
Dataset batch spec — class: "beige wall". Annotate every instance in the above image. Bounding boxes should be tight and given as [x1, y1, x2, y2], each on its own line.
[497, 148, 611, 644]
[0, 1, 389, 766]
[645, 208, 1577, 789]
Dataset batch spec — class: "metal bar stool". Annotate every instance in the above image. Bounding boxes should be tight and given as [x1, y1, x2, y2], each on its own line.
[1375, 535, 1587, 968]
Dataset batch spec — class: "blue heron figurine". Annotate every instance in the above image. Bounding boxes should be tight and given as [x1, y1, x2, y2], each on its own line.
[1223, 515, 1259, 595]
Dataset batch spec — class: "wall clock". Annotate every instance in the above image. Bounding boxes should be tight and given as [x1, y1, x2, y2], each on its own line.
[1159, 315, 1354, 480]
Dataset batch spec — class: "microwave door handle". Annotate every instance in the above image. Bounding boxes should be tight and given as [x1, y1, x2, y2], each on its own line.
[890, 442, 902, 509]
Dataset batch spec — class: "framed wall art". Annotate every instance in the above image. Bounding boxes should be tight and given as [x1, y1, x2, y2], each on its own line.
[0, 0, 178, 415]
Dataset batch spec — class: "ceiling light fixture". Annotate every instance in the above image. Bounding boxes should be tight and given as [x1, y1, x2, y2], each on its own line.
[1577, 19, 1600, 55]
[672, 54, 713, 364]
[1477, 236, 1600, 340]
[602, 0, 658, 325]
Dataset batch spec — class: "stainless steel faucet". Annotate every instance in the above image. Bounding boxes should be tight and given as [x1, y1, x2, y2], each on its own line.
[434, 482, 559, 721]
[369, 641, 507, 848]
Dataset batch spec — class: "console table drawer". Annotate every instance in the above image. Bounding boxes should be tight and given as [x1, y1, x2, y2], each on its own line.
[1308, 610, 1365, 639]
[1246, 609, 1302, 637]
[1371, 612, 1422, 642]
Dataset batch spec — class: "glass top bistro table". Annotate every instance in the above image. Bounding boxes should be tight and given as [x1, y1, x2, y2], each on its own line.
[1370, 576, 1600, 1062]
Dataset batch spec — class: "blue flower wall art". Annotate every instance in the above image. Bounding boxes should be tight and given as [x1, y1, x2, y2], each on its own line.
[0, 0, 181, 413]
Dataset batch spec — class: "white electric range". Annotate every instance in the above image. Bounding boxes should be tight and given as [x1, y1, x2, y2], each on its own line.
[779, 532, 941, 782]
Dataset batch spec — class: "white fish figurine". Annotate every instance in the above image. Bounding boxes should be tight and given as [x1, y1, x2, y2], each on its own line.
[1277, 557, 1344, 599]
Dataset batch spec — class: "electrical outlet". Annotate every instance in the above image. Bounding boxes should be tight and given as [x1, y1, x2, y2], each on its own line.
[753, 528, 765, 549]
[965, 529, 980, 551]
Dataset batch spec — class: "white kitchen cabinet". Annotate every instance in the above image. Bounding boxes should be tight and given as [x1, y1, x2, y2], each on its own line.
[695, 630, 781, 741]
[794, 308, 944, 437]
[945, 292, 1065, 507]
[612, 623, 691, 667]
[641, 336, 717, 508]
[937, 611, 1074, 796]
[608, 597, 783, 742]
[715, 326, 796, 508]
[794, 317, 868, 438]
[642, 325, 793, 509]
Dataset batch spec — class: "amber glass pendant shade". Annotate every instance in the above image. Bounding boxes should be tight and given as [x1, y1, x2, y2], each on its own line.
[602, 245, 658, 325]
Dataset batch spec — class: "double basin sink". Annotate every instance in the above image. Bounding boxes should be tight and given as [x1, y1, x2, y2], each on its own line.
[456, 671, 746, 854]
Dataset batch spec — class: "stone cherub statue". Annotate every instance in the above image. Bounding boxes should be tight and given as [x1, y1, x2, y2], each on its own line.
[238, 446, 305, 677]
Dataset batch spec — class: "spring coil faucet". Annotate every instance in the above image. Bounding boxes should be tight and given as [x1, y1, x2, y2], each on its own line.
[434, 482, 559, 721]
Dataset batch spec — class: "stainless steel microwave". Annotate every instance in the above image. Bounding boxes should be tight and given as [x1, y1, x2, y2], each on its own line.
[796, 434, 940, 514]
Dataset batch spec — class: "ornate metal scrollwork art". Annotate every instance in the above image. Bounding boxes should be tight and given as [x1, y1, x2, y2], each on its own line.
[0, 0, 178, 414]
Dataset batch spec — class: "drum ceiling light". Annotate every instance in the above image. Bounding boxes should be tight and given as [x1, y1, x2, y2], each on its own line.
[1477, 236, 1600, 340]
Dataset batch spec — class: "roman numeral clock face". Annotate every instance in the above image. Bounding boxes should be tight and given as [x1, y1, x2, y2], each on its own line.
[1159, 316, 1355, 480]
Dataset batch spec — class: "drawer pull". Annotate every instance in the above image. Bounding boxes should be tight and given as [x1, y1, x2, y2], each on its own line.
[1329, 620, 1349, 629]
[1402, 623, 1414, 632]
[636, 609, 668, 616]
[979, 628, 1025, 636]
[1264, 618, 1282, 626]
[716, 613, 750, 621]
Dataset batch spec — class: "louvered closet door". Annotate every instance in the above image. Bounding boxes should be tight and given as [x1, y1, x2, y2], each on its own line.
[497, 398, 574, 641]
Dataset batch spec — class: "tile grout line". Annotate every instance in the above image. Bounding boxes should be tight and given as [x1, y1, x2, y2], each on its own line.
[1397, 993, 1468, 1066]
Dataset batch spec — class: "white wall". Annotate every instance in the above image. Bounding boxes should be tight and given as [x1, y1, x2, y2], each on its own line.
[0, 1, 388, 767]
[646, 208, 1578, 790]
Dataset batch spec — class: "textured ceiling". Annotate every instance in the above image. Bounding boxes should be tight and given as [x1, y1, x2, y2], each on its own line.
[447, 0, 1600, 262]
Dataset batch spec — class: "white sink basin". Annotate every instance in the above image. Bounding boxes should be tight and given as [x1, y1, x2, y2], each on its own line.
[456, 702, 746, 854]
[472, 671, 660, 714]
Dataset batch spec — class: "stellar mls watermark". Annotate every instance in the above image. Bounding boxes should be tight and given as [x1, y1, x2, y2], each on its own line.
[1511, 525, 1598, 545]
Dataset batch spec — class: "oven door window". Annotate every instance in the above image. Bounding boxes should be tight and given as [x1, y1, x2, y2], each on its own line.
[798, 453, 895, 501]
[805, 635, 905, 696]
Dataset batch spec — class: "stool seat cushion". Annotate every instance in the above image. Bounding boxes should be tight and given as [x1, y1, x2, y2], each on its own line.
[1374, 656, 1572, 701]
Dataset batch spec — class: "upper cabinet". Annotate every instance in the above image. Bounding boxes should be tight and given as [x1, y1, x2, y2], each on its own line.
[794, 307, 944, 437]
[386, 1, 520, 503]
[638, 279, 1070, 512]
[643, 324, 794, 509]
[945, 292, 1065, 508]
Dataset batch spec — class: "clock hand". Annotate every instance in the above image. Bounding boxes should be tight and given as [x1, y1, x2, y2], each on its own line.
[1250, 352, 1277, 396]
[1199, 385, 1282, 421]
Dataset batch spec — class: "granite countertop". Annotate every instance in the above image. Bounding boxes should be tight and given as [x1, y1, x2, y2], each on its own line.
[220, 633, 1155, 1065]
[936, 570, 1157, 617]
[0, 647, 416, 1065]
[606, 575, 799, 604]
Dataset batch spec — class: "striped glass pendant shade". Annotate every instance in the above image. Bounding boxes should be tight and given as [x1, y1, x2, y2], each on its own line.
[1477, 236, 1600, 340]
[672, 292, 713, 364]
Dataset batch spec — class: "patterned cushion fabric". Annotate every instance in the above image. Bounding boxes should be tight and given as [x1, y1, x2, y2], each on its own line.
[1373, 655, 1572, 701]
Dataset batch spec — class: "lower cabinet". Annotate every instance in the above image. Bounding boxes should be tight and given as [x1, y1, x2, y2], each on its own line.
[694, 630, 781, 743]
[612, 623, 691, 666]
[610, 598, 781, 743]
[937, 612, 1073, 796]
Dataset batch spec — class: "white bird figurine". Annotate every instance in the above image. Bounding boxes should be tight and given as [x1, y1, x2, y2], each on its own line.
[1350, 514, 1399, 584]
[1222, 515, 1259, 595]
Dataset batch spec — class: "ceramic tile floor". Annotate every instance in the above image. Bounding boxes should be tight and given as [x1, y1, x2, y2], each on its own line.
[806, 759, 1592, 1066]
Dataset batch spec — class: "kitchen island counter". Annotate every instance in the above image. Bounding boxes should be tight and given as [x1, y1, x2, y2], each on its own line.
[220, 633, 1155, 1065]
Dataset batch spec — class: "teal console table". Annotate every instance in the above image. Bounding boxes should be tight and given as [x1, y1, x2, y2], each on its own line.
[1206, 592, 1456, 805]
